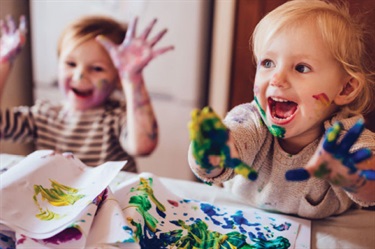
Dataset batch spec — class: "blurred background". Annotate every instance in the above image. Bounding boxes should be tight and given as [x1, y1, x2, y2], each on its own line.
[1, 0, 374, 180]
[0, 0, 235, 181]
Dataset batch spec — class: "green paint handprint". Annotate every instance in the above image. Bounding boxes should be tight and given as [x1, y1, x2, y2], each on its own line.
[188, 106, 257, 181]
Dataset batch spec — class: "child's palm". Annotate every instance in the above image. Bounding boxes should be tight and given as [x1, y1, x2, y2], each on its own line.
[0, 15, 27, 63]
[97, 17, 173, 78]
[188, 107, 257, 181]
[286, 120, 375, 192]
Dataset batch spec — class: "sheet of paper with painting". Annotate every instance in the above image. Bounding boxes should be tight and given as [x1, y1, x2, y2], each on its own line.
[0, 150, 311, 248]
[0, 150, 126, 240]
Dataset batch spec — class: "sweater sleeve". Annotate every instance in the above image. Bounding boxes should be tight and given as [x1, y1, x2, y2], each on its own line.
[224, 102, 270, 167]
[0, 105, 36, 143]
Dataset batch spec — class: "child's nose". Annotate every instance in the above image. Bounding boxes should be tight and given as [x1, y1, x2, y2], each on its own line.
[270, 71, 289, 88]
[72, 68, 85, 82]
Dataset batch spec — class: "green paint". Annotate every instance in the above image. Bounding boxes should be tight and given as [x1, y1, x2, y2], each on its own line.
[254, 97, 285, 138]
[188, 107, 257, 181]
[125, 177, 166, 232]
[35, 208, 61, 220]
[131, 177, 166, 212]
[125, 177, 291, 248]
[127, 195, 159, 232]
[313, 162, 331, 178]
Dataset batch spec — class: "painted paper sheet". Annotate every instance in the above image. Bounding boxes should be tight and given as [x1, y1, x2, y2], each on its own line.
[0, 150, 125, 240]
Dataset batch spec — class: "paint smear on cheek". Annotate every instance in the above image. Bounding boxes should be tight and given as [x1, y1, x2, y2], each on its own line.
[95, 79, 110, 91]
[311, 93, 331, 117]
[312, 93, 330, 109]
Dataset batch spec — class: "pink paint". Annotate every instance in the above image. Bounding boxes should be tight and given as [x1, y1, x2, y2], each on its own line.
[312, 93, 330, 107]
[42, 227, 82, 245]
[168, 200, 179, 207]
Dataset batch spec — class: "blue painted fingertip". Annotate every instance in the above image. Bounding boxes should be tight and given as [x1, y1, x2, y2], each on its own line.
[285, 168, 310, 181]
[352, 148, 372, 163]
[338, 119, 365, 153]
[248, 171, 258, 181]
[360, 170, 375, 181]
[323, 122, 343, 152]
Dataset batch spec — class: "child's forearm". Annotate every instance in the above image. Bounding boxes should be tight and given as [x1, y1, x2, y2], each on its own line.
[121, 74, 158, 156]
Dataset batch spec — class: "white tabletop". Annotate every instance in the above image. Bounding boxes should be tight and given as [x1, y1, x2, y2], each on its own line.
[2, 153, 375, 249]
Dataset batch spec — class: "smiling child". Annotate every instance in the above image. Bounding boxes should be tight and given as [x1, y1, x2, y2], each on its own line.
[188, 0, 375, 219]
[0, 15, 173, 170]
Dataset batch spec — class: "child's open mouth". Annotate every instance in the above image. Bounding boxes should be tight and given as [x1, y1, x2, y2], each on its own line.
[72, 88, 93, 97]
[268, 97, 298, 124]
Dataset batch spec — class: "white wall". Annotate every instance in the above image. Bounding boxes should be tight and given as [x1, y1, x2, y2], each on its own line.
[208, 0, 235, 118]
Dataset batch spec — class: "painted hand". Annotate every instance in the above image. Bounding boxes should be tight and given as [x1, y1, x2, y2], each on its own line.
[188, 106, 257, 181]
[286, 119, 375, 192]
[0, 15, 27, 63]
[96, 17, 174, 80]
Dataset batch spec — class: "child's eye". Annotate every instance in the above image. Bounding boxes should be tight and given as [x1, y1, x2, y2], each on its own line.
[92, 66, 104, 72]
[65, 61, 76, 67]
[295, 64, 311, 73]
[260, 59, 275, 68]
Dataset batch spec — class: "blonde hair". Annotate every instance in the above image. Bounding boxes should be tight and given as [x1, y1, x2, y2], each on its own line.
[252, 0, 375, 115]
[57, 15, 127, 57]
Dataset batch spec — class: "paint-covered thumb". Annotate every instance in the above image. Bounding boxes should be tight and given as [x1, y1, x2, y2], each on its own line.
[285, 168, 310, 181]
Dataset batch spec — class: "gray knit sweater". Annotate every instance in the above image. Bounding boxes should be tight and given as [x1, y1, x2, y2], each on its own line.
[191, 101, 375, 219]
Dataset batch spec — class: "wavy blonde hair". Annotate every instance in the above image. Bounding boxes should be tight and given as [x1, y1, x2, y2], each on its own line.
[252, 0, 375, 115]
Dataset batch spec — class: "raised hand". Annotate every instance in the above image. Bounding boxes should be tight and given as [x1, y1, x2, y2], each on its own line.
[188, 106, 257, 181]
[286, 119, 375, 192]
[96, 17, 174, 80]
[0, 15, 27, 63]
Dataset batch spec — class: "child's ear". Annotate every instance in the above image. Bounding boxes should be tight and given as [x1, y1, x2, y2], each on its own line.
[333, 77, 360, 105]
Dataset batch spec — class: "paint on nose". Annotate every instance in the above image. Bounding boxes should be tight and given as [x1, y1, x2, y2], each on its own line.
[73, 71, 84, 82]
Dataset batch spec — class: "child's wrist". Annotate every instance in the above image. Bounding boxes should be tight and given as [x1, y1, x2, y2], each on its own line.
[120, 70, 143, 83]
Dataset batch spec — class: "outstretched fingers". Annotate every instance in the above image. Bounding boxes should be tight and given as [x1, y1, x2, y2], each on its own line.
[151, 45, 174, 59]
[18, 15, 27, 34]
[322, 121, 342, 153]
[140, 18, 157, 41]
[337, 119, 365, 155]
[351, 148, 372, 164]
[6, 15, 16, 33]
[149, 28, 168, 47]
[123, 17, 138, 45]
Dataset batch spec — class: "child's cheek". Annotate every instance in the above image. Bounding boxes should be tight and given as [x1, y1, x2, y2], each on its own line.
[92, 79, 116, 105]
[253, 85, 260, 96]
[95, 79, 115, 93]
[311, 93, 332, 117]
[57, 75, 70, 97]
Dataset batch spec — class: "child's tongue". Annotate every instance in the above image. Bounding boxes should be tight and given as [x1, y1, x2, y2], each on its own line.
[273, 101, 297, 119]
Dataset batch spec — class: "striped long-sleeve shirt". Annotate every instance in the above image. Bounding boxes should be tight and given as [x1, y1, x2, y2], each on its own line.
[0, 99, 136, 172]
